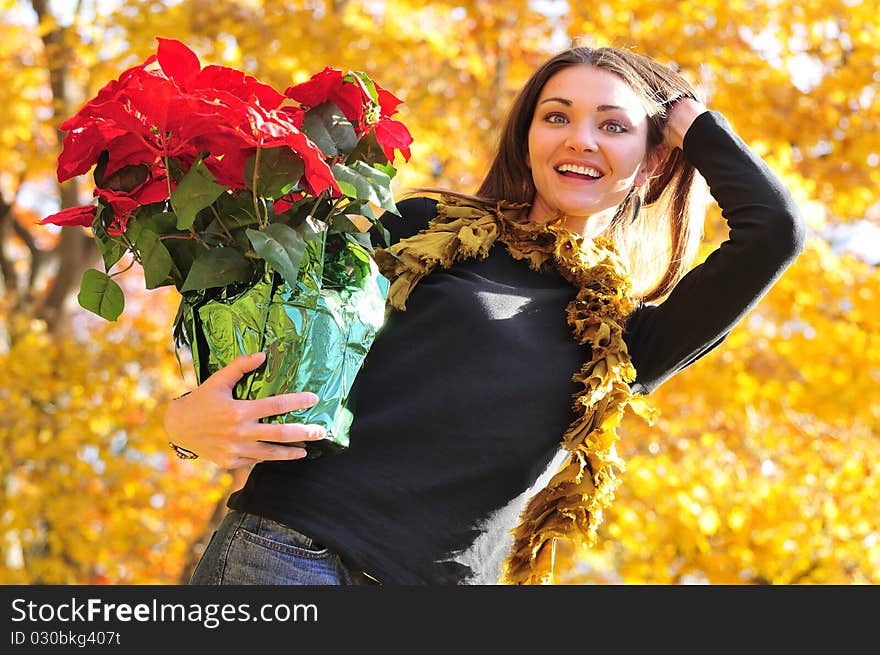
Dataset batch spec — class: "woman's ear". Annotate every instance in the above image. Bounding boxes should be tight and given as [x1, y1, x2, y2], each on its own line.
[636, 145, 668, 186]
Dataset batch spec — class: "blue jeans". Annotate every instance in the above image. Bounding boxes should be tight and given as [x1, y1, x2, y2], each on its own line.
[189, 510, 378, 585]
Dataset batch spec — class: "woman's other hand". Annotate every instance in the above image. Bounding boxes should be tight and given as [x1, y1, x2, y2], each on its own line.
[162, 352, 326, 469]
[665, 97, 708, 150]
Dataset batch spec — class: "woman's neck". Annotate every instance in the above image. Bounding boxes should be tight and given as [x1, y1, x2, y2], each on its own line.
[527, 206, 616, 239]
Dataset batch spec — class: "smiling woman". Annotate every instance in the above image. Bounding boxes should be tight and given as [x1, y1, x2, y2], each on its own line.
[165, 44, 805, 586]
[526, 65, 668, 238]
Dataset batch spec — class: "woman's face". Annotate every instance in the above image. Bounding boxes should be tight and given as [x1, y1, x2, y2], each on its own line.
[526, 64, 661, 236]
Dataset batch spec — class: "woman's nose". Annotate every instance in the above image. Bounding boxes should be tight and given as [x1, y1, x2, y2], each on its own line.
[564, 123, 598, 152]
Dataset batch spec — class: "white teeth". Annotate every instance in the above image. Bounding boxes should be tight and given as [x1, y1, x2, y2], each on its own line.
[556, 164, 602, 177]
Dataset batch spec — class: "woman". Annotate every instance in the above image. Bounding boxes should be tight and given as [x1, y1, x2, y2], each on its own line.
[165, 45, 804, 585]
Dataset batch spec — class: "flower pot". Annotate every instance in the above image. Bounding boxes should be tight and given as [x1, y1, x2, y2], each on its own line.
[176, 230, 388, 458]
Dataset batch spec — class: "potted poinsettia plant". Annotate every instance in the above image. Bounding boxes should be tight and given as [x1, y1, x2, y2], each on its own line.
[40, 37, 413, 456]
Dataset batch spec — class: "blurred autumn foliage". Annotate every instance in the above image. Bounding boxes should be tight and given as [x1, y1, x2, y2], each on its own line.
[1, 0, 878, 584]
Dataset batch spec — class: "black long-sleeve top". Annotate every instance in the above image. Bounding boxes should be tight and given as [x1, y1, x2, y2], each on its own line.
[228, 111, 805, 584]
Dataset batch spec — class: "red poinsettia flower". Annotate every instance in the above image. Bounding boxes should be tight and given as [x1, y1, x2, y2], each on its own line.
[95, 175, 170, 235]
[56, 38, 340, 217]
[272, 190, 306, 215]
[41, 37, 414, 323]
[238, 103, 340, 196]
[373, 118, 413, 163]
[39, 204, 97, 228]
[152, 39, 339, 194]
[286, 68, 366, 126]
[372, 84, 413, 163]
[285, 68, 413, 164]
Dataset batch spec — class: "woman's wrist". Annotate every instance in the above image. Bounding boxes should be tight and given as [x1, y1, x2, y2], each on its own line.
[167, 390, 199, 460]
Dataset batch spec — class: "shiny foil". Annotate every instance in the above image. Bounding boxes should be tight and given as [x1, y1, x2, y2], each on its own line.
[180, 232, 389, 458]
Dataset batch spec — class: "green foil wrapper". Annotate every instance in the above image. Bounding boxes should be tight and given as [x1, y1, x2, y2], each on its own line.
[177, 231, 389, 458]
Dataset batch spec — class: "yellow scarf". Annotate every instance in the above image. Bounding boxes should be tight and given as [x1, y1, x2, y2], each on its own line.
[374, 195, 637, 584]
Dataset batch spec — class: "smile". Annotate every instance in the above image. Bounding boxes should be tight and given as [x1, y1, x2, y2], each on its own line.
[555, 163, 603, 179]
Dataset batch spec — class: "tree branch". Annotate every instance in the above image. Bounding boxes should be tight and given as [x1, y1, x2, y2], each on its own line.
[30, 0, 96, 331]
[11, 214, 49, 299]
[0, 190, 19, 300]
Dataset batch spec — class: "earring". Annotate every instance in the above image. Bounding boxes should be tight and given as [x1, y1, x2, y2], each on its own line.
[630, 191, 642, 224]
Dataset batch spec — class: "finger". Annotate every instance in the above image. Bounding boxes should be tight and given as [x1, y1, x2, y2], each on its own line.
[242, 392, 320, 421]
[242, 442, 309, 462]
[285, 442, 310, 449]
[222, 455, 257, 470]
[249, 422, 326, 443]
[206, 352, 266, 391]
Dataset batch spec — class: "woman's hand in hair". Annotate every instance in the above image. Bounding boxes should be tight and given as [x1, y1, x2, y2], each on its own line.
[665, 98, 708, 151]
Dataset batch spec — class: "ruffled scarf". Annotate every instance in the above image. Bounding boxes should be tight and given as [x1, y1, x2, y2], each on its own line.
[373, 195, 637, 585]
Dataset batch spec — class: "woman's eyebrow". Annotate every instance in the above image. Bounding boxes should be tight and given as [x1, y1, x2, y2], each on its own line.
[537, 97, 627, 113]
[539, 96, 572, 106]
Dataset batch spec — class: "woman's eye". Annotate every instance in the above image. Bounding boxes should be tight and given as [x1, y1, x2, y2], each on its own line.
[603, 121, 628, 134]
[544, 113, 568, 125]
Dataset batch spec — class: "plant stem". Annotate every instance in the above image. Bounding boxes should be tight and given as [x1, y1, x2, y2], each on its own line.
[323, 195, 349, 231]
[329, 195, 346, 214]
[307, 190, 328, 223]
[109, 258, 137, 277]
[164, 157, 174, 202]
[184, 224, 210, 249]
[159, 234, 197, 240]
[208, 205, 234, 241]
[161, 126, 174, 202]
[252, 147, 263, 227]
[119, 233, 142, 267]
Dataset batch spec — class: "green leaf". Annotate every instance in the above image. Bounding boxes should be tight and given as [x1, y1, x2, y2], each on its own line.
[246, 223, 308, 287]
[332, 162, 369, 201]
[206, 192, 260, 228]
[92, 207, 127, 272]
[339, 199, 377, 221]
[171, 298, 191, 351]
[133, 228, 174, 289]
[180, 248, 253, 292]
[332, 161, 399, 215]
[78, 269, 124, 321]
[348, 131, 390, 167]
[352, 161, 398, 214]
[373, 220, 391, 249]
[328, 201, 375, 234]
[215, 189, 261, 219]
[373, 160, 397, 180]
[170, 159, 227, 230]
[203, 194, 262, 242]
[244, 147, 305, 199]
[329, 214, 365, 234]
[164, 238, 204, 287]
[344, 230, 375, 254]
[347, 71, 379, 104]
[127, 208, 179, 241]
[271, 195, 312, 220]
[302, 102, 358, 156]
[295, 216, 327, 242]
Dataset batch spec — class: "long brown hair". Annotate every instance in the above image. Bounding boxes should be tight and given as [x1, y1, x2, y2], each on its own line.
[414, 45, 707, 303]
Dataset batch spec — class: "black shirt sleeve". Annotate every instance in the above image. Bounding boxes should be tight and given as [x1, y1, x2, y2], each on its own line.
[624, 110, 806, 395]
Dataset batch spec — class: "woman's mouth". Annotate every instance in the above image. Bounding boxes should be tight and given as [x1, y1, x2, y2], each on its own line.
[555, 163, 604, 180]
